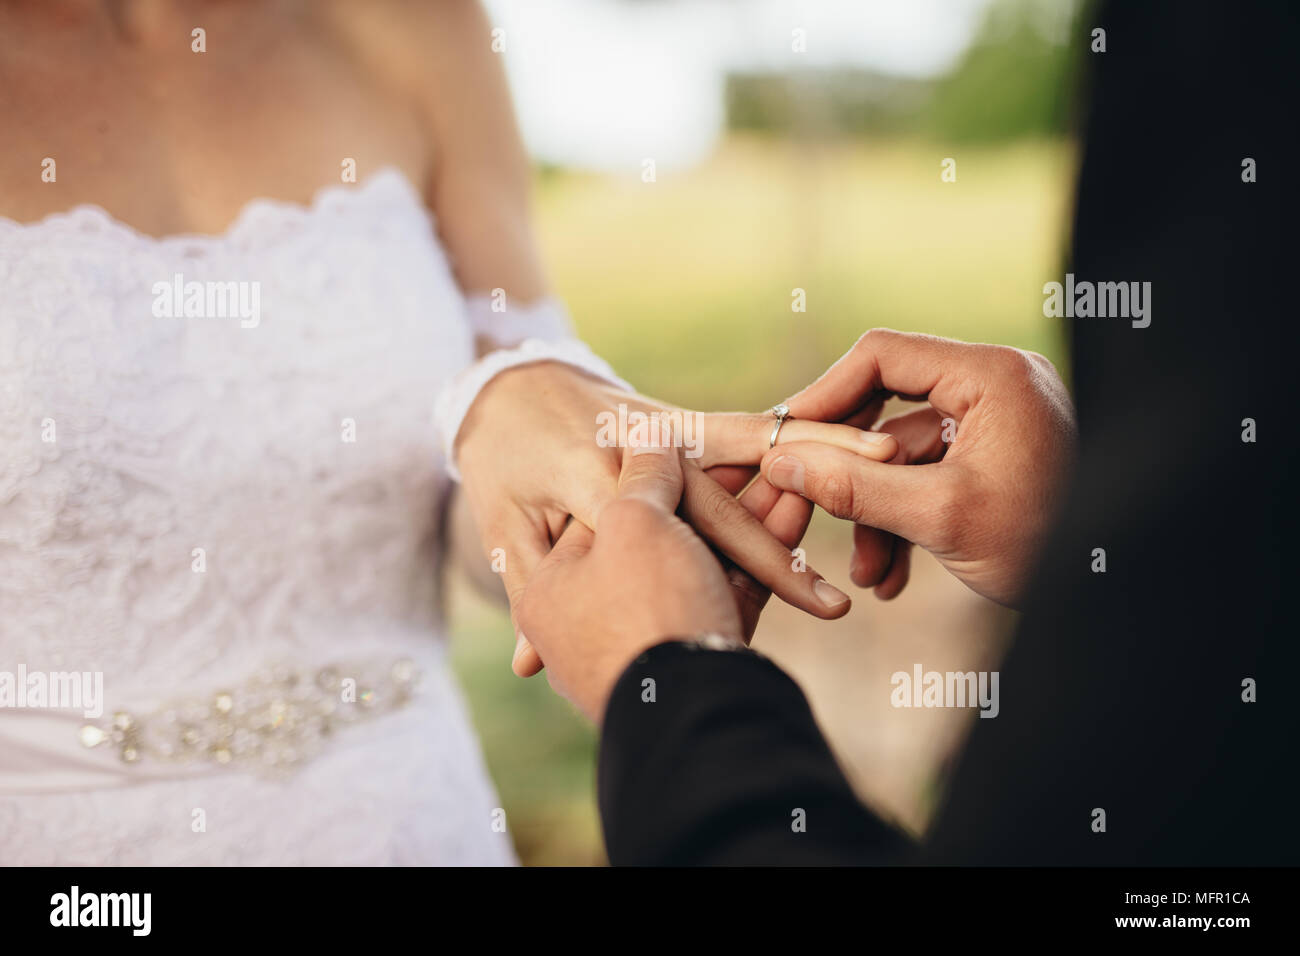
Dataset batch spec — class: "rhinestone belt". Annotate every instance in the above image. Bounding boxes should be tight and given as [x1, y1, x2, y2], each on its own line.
[77, 658, 419, 774]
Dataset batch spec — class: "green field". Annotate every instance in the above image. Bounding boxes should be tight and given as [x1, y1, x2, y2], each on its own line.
[448, 135, 1077, 865]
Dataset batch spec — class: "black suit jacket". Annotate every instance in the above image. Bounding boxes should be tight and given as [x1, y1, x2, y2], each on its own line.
[597, 0, 1297, 866]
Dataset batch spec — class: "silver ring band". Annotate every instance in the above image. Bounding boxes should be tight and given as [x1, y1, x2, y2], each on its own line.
[768, 403, 792, 448]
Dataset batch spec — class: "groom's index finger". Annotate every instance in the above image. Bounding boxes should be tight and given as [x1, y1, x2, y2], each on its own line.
[785, 328, 983, 423]
[613, 419, 683, 514]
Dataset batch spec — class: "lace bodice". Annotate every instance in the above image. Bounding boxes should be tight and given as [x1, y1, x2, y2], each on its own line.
[0, 169, 473, 700]
[0, 170, 519, 863]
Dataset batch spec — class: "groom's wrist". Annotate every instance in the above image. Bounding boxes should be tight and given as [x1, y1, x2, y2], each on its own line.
[592, 635, 747, 724]
[620, 633, 751, 679]
[662, 633, 748, 654]
[600, 635, 754, 723]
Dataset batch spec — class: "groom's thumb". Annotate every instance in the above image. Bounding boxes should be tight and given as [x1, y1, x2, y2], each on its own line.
[761, 442, 949, 547]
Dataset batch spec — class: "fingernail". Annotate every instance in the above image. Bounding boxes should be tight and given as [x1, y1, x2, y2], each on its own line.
[860, 430, 890, 445]
[814, 578, 850, 609]
[512, 631, 528, 664]
[768, 455, 805, 493]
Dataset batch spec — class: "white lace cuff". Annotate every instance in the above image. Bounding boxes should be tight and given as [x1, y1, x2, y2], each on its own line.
[435, 334, 633, 482]
[464, 293, 575, 344]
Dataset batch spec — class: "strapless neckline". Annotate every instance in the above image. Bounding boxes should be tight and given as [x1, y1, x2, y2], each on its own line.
[0, 167, 427, 250]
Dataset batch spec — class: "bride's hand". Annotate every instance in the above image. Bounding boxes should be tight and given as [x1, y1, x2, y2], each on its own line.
[453, 360, 900, 642]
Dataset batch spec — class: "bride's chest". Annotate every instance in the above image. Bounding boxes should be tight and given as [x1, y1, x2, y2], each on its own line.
[0, 173, 475, 502]
[0, 20, 432, 238]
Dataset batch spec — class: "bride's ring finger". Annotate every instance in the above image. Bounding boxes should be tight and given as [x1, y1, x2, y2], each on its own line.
[698, 412, 901, 468]
[679, 462, 851, 620]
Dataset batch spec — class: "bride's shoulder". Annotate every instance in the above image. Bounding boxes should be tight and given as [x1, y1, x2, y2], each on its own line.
[313, 0, 518, 164]
[315, 0, 495, 81]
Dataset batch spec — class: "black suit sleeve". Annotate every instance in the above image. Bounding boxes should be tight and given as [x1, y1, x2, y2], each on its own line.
[917, 0, 1298, 866]
[597, 640, 912, 866]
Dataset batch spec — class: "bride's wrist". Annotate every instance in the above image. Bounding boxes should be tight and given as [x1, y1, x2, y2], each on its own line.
[453, 361, 556, 461]
[434, 339, 632, 482]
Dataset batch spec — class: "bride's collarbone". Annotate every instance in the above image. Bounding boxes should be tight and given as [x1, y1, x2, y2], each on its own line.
[0, 32, 432, 235]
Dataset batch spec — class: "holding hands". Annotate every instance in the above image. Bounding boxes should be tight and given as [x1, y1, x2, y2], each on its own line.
[466, 330, 1075, 709]
[513, 423, 743, 721]
[452, 361, 903, 651]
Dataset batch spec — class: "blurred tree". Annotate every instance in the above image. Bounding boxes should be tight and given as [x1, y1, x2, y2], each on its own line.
[726, 69, 931, 139]
[925, 0, 1090, 141]
[724, 0, 1094, 143]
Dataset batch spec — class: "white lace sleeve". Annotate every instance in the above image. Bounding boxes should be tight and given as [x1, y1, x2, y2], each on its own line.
[434, 296, 633, 481]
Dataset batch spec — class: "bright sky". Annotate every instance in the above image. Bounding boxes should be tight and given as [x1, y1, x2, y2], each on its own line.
[483, 0, 995, 170]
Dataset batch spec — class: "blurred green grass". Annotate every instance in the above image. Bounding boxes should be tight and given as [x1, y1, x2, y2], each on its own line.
[448, 135, 1076, 865]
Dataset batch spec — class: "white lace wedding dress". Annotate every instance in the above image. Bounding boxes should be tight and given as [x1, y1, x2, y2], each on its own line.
[0, 169, 534, 865]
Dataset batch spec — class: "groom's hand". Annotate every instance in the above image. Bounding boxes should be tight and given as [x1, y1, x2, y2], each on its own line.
[514, 424, 744, 722]
[767, 329, 1077, 608]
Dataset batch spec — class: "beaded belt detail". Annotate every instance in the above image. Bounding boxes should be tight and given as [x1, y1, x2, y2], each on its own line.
[77, 659, 419, 773]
